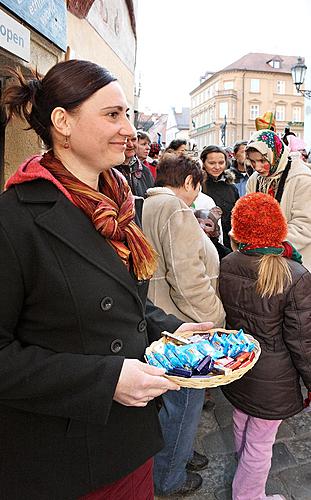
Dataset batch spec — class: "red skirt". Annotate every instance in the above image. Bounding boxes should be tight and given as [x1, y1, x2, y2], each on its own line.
[79, 458, 154, 500]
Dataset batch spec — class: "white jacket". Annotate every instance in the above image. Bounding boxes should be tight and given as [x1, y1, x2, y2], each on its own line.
[247, 157, 311, 272]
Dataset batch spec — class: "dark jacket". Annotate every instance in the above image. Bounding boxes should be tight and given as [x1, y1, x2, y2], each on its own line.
[116, 156, 154, 198]
[202, 170, 239, 248]
[230, 160, 249, 196]
[0, 179, 182, 500]
[219, 251, 311, 420]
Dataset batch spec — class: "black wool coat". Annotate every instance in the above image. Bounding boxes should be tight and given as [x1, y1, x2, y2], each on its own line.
[0, 179, 182, 500]
[202, 170, 239, 249]
[219, 251, 311, 420]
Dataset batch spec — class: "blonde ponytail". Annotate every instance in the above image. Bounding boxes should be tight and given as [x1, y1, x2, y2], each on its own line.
[256, 254, 292, 298]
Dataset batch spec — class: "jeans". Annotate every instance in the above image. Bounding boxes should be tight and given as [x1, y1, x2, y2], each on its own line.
[232, 407, 282, 500]
[153, 387, 205, 495]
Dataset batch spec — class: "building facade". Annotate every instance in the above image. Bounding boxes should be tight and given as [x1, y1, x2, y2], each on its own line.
[165, 107, 190, 146]
[0, 0, 137, 187]
[190, 53, 305, 152]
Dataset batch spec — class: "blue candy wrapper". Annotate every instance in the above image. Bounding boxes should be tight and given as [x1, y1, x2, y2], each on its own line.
[164, 344, 184, 368]
[193, 355, 214, 375]
[153, 352, 174, 370]
[166, 367, 193, 378]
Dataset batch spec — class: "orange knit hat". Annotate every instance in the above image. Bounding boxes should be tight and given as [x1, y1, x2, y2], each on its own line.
[232, 193, 287, 246]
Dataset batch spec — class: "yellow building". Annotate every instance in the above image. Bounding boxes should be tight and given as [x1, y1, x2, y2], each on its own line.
[190, 53, 304, 151]
[0, 0, 137, 187]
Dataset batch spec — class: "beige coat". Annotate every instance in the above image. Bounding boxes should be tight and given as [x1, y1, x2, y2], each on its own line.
[247, 156, 311, 272]
[142, 187, 225, 327]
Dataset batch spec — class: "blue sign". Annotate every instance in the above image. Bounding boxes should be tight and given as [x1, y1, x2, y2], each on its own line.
[0, 0, 67, 51]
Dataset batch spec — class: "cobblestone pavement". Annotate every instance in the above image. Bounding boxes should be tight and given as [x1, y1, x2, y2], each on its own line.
[156, 387, 311, 500]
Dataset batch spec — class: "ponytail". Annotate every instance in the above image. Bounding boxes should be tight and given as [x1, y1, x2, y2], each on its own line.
[1, 67, 50, 146]
[256, 254, 292, 298]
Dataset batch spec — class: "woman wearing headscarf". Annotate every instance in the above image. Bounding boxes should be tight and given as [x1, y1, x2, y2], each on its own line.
[246, 129, 311, 271]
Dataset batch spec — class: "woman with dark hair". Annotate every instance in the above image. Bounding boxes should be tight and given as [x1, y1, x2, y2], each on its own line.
[0, 60, 213, 499]
[142, 154, 225, 497]
[166, 138, 188, 156]
[200, 145, 239, 249]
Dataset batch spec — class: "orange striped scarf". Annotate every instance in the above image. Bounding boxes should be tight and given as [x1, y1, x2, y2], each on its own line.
[41, 151, 157, 280]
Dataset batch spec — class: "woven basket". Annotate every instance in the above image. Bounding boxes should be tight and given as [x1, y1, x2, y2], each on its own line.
[145, 328, 261, 389]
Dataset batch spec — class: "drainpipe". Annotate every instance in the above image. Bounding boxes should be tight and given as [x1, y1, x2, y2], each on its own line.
[241, 70, 246, 139]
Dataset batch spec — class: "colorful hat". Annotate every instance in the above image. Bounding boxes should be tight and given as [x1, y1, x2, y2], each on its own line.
[231, 192, 287, 246]
[255, 111, 276, 132]
[246, 129, 285, 175]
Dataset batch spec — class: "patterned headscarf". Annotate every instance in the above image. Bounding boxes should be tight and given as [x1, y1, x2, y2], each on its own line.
[246, 129, 285, 176]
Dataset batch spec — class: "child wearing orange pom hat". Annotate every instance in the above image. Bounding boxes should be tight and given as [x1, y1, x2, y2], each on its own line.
[219, 192, 311, 500]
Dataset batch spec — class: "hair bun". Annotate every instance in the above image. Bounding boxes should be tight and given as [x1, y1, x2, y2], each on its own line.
[27, 78, 42, 100]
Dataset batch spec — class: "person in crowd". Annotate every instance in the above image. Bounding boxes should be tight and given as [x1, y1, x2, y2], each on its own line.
[136, 130, 156, 179]
[219, 192, 311, 500]
[166, 138, 188, 156]
[286, 135, 309, 164]
[146, 142, 162, 179]
[246, 129, 311, 271]
[0, 59, 214, 500]
[142, 153, 225, 498]
[230, 140, 248, 196]
[224, 146, 234, 168]
[281, 126, 296, 145]
[115, 132, 154, 197]
[200, 145, 239, 249]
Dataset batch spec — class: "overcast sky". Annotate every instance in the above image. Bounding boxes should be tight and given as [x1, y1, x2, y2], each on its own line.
[136, 0, 311, 113]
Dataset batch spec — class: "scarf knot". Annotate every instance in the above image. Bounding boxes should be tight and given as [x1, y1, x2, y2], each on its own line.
[93, 193, 135, 241]
[27, 151, 158, 281]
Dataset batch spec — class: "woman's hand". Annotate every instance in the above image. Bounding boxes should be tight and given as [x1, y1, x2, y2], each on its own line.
[175, 321, 214, 334]
[113, 359, 180, 407]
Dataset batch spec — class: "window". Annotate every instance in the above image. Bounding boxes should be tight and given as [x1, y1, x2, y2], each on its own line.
[224, 81, 234, 90]
[275, 105, 285, 121]
[219, 101, 228, 119]
[268, 59, 280, 69]
[250, 79, 260, 92]
[292, 106, 301, 122]
[276, 81, 285, 94]
[250, 104, 260, 120]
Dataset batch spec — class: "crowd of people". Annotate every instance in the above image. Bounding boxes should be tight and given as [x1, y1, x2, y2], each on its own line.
[0, 59, 310, 500]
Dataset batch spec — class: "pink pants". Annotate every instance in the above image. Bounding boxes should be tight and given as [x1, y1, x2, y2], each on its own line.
[232, 408, 282, 500]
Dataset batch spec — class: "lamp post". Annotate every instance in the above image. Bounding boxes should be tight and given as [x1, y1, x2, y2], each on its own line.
[291, 57, 311, 98]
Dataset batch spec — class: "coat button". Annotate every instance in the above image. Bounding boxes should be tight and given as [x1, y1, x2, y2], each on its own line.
[137, 319, 147, 333]
[100, 296, 113, 311]
[110, 339, 123, 353]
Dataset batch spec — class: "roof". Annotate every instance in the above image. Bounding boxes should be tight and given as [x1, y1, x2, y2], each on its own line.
[222, 53, 302, 74]
[174, 107, 190, 129]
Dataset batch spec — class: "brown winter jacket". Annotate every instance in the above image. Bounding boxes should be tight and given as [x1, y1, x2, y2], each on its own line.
[219, 251, 311, 420]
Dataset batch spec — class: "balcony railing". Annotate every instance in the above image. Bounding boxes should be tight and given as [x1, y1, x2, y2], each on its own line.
[287, 121, 304, 127]
[215, 89, 237, 98]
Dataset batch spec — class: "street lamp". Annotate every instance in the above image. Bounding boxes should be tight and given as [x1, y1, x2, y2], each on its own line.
[291, 57, 311, 98]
